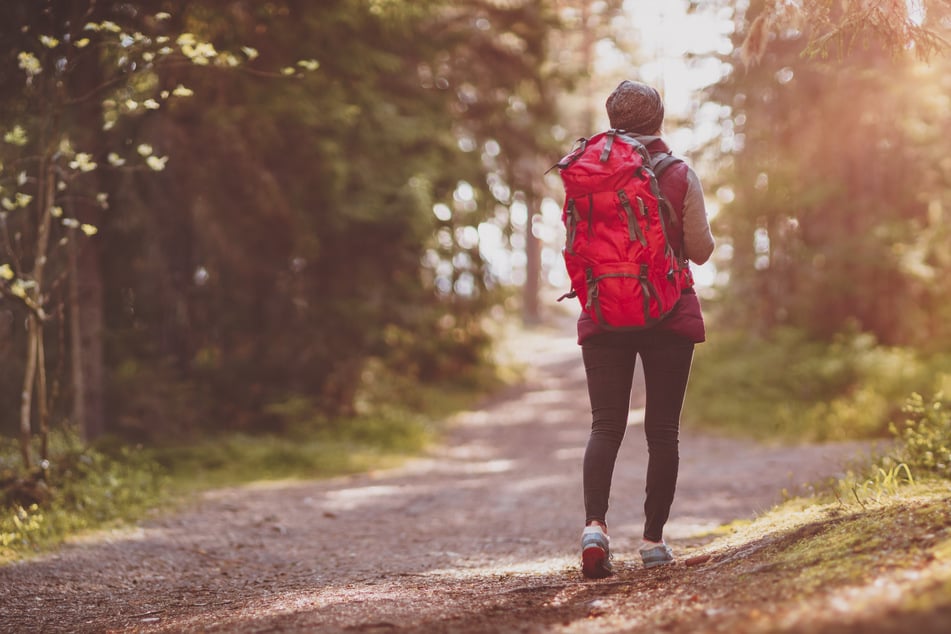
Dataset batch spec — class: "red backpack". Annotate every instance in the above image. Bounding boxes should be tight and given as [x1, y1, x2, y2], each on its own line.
[554, 130, 693, 329]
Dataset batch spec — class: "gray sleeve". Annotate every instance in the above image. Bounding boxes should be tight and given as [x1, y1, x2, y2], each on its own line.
[682, 166, 715, 265]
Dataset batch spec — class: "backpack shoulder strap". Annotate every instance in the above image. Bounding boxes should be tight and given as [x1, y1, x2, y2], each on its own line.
[648, 152, 685, 232]
[649, 152, 683, 179]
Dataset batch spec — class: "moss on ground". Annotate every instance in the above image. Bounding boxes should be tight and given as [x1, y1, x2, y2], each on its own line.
[659, 482, 951, 633]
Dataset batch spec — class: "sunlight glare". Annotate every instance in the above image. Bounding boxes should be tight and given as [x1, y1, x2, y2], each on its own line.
[907, 0, 925, 26]
[424, 555, 572, 580]
[510, 199, 528, 227]
[433, 203, 451, 221]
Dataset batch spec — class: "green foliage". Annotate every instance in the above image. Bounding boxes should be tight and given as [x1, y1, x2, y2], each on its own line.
[818, 394, 948, 509]
[687, 327, 950, 441]
[92, 0, 554, 439]
[888, 393, 951, 479]
[45, 443, 166, 523]
[1, 0, 560, 446]
[152, 335, 497, 484]
[1, 432, 166, 561]
[135, 376, 483, 490]
[0, 505, 43, 555]
[145, 425, 422, 491]
[1, 371, 485, 561]
[833, 463, 916, 509]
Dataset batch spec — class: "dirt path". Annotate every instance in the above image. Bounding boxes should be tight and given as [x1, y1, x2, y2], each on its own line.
[0, 325, 880, 633]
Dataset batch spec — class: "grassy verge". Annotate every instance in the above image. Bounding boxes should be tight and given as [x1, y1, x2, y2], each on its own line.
[0, 379, 490, 565]
[674, 480, 951, 633]
[676, 325, 951, 628]
[666, 393, 951, 631]
[0, 437, 168, 565]
[151, 382, 481, 492]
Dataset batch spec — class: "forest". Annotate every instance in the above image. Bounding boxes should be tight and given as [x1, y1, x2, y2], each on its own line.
[1, 1, 951, 629]
[0, 0, 560, 455]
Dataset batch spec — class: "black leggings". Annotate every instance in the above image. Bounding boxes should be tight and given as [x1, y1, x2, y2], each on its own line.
[581, 330, 694, 543]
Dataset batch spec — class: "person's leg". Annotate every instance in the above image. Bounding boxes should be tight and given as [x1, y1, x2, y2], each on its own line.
[639, 336, 694, 543]
[581, 339, 638, 526]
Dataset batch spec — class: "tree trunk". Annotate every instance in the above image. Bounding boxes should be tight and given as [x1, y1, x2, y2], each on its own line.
[36, 164, 54, 462]
[77, 238, 105, 441]
[68, 6, 108, 442]
[19, 316, 37, 470]
[580, 2, 598, 133]
[516, 154, 542, 325]
[36, 324, 49, 463]
[67, 225, 87, 439]
[523, 185, 542, 325]
[19, 158, 54, 469]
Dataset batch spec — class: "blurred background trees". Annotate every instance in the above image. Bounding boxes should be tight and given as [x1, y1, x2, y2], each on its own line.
[2, 0, 950, 472]
[707, 0, 951, 348]
[685, 0, 951, 441]
[0, 0, 564, 461]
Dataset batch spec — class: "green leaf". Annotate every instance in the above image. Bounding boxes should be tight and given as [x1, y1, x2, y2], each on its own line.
[3, 125, 29, 146]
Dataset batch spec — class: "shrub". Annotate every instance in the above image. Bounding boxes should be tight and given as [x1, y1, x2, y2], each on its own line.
[1, 434, 166, 560]
[888, 393, 951, 479]
[687, 327, 950, 442]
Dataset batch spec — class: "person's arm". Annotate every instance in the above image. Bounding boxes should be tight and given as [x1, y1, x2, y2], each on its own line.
[682, 167, 715, 264]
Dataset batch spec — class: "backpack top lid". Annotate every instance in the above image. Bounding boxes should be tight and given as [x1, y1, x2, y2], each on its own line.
[557, 130, 652, 198]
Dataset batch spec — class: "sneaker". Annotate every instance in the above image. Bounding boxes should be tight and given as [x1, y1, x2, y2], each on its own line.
[639, 542, 674, 569]
[581, 524, 613, 578]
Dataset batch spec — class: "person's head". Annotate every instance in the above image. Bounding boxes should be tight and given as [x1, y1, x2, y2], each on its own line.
[605, 80, 664, 135]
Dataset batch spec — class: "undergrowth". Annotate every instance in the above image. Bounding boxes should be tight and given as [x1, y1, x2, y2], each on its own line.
[0, 434, 166, 563]
[148, 407, 442, 492]
[830, 392, 950, 505]
[696, 393, 951, 629]
[686, 327, 951, 442]
[1, 375, 486, 564]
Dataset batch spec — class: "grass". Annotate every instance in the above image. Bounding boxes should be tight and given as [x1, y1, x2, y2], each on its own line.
[149, 412, 441, 492]
[672, 391, 951, 631]
[685, 327, 951, 442]
[0, 377, 490, 564]
[682, 478, 951, 632]
[0, 439, 168, 564]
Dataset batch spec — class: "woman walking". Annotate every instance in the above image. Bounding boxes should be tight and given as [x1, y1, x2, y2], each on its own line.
[576, 80, 715, 578]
